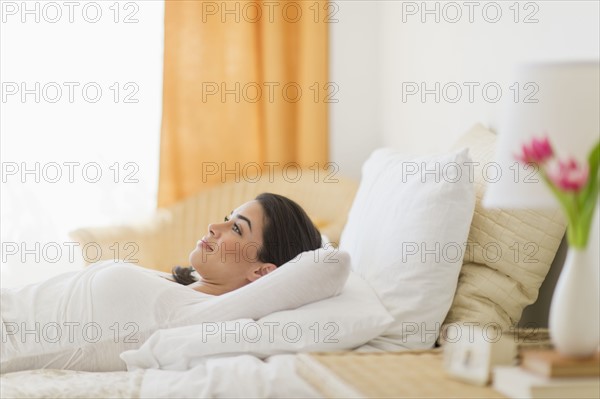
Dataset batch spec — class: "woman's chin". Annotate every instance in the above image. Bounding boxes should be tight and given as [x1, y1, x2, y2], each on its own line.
[189, 249, 201, 269]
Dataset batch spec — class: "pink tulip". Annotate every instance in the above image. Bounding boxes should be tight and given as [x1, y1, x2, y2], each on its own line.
[548, 158, 589, 192]
[516, 136, 554, 164]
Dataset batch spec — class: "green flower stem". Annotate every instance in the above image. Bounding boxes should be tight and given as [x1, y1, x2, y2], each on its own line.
[540, 171, 593, 249]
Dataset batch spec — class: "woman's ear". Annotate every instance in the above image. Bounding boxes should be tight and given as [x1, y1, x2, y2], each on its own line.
[248, 263, 277, 281]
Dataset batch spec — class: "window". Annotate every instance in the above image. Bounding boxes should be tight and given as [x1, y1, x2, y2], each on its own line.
[0, 0, 165, 287]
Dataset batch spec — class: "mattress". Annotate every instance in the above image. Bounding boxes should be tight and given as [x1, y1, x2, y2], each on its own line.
[0, 369, 143, 398]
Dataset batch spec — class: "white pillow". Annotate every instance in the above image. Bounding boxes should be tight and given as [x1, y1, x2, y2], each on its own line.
[0, 248, 350, 373]
[339, 148, 475, 350]
[171, 247, 350, 326]
[121, 272, 394, 370]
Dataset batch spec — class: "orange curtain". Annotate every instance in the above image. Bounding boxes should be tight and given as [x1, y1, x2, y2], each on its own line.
[158, 0, 330, 207]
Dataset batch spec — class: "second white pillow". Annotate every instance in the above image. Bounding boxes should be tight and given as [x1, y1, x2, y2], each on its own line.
[340, 147, 475, 350]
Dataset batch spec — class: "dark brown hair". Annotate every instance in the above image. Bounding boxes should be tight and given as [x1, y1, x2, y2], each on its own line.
[172, 193, 322, 285]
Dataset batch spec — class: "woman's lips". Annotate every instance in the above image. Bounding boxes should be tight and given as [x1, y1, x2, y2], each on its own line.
[200, 239, 215, 251]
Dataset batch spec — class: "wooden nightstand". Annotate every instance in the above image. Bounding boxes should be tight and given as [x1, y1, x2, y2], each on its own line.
[297, 349, 506, 398]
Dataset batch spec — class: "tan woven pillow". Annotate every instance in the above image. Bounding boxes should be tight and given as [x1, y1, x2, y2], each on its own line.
[442, 124, 566, 333]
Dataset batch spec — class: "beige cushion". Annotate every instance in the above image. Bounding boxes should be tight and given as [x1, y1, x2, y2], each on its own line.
[442, 124, 566, 333]
[70, 172, 358, 273]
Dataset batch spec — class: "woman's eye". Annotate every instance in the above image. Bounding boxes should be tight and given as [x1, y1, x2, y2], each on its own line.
[224, 215, 241, 235]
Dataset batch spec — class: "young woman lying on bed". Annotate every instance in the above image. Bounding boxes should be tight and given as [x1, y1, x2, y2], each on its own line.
[0, 193, 325, 373]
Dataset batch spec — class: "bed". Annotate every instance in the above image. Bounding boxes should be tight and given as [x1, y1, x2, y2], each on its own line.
[0, 124, 567, 398]
[0, 356, 319, 398]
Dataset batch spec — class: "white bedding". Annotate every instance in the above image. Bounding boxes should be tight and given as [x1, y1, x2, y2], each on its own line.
[0, 355, 319, 399]
[140, 354, 319, 398]
[0, 250, 358, 397]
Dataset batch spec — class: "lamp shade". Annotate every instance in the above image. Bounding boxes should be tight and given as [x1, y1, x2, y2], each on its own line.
[484, 62, 600, 208]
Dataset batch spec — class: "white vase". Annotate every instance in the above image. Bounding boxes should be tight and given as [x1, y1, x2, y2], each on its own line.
[549, 247, 600, 357]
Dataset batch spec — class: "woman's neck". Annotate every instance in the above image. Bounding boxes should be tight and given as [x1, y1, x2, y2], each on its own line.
[189, 279, 245, 296]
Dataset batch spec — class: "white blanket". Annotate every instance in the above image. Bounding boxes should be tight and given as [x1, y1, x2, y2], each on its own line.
[141, 355, 319, 398]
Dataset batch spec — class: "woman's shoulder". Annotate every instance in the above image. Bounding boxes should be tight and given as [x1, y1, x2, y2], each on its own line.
[90, 260, 158, 271]
[88, 260, 164, 278]
[90, 260, 185, 284]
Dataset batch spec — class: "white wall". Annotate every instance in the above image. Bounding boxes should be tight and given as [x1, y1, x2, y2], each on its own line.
[330, 1, 599, 173]
[380, 0, 599, 152]
[329, 1, 383, 179]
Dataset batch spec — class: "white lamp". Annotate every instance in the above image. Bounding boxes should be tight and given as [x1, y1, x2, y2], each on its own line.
[484, 62, 599, 208]
[484, 62, 600, 357]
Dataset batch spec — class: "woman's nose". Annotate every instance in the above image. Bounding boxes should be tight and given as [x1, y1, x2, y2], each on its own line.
[208, 221, 227, 237]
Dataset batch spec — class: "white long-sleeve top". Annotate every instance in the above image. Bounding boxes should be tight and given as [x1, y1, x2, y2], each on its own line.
[1, 261, 212, 373]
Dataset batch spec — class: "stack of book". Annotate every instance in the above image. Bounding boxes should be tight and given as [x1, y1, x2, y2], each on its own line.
[493, 349, 600, 398]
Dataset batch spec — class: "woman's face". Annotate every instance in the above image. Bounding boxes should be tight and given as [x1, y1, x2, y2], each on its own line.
[189, 200, 276, 290]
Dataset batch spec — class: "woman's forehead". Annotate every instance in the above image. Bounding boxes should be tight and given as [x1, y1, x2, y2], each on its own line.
[232, 200, 264, 228]
[232, 200, 260, 215]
